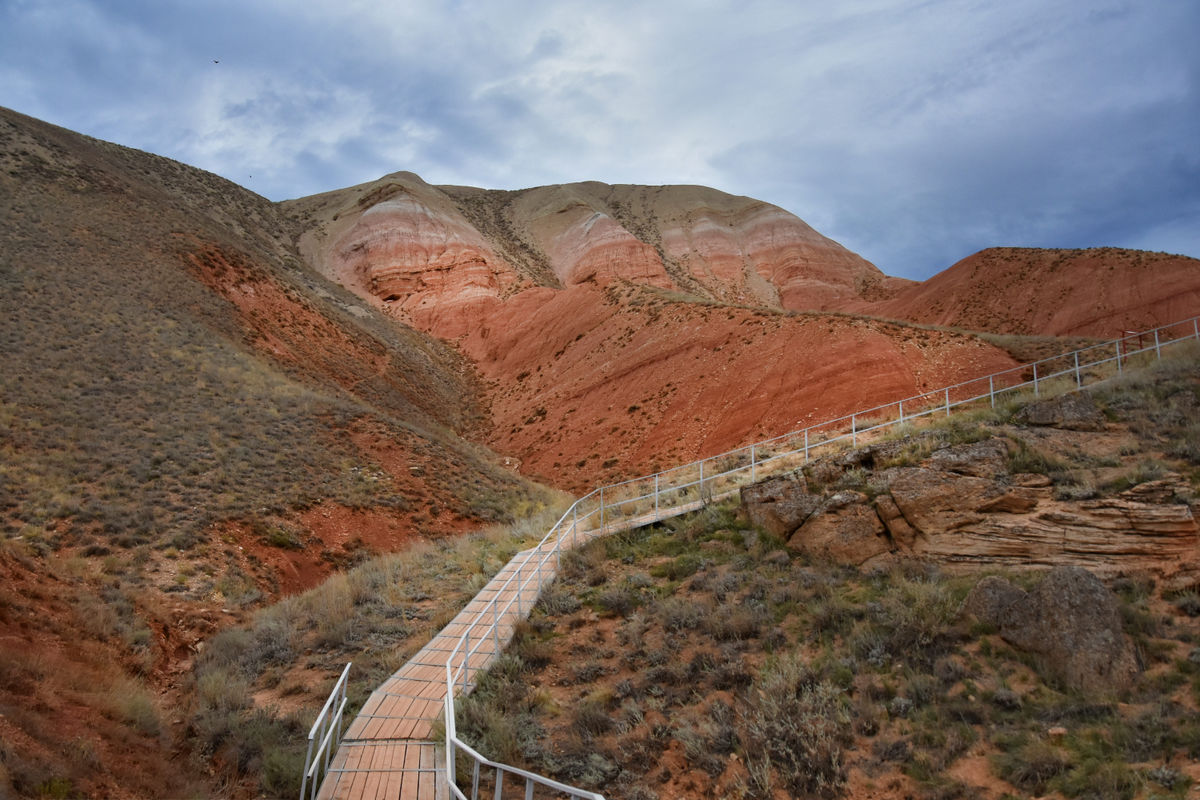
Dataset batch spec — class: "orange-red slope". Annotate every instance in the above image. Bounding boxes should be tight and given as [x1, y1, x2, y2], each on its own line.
[854, 247, 1200, 337]
[463, 284, 1018, 490]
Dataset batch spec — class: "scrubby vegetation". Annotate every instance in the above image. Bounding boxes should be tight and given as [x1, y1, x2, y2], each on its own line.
[450, 347, 1200, 799]
[454, 498, 1200, 799]
[186, 504, 565, 797]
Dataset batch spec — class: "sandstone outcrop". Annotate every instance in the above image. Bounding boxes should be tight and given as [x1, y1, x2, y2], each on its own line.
[961, 567, 1140, 692]
[739, 433, 1200, 579]
[1013, 392, 1107, 431]
[927, 438, 1010, 476]
[786, 491, 891, 563]
[293, 173, 526, 339]
[740, 474, 820, 538]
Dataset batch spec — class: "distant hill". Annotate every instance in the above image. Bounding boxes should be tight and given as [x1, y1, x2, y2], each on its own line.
[851, 246, 1200, 337]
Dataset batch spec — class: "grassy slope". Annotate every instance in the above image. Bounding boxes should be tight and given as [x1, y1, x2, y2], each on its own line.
[0, 107, 542, 545]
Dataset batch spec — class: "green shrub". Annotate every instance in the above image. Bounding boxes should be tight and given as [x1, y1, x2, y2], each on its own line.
[1007, 440, 1066, 475]
[992, 738, 1071, 795]
[1056, 759, 1141, 800]
[649, 553, 703, 580]
[740, 655, 852, 797]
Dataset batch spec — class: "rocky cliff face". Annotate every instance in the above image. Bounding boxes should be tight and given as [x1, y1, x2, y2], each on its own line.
[741, 387, 1200, 589]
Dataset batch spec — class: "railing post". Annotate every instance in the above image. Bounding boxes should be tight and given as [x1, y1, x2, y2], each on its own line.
[300, 737, 315, 800]
[1074, 351, 1081, 388]
[851, 414, 857, 447]
[804, 428, 809, 462]
[448, 696, 458, 791]
[750, 445, 756, 482]
[1117, 339, 1123, 373]
[495, 767, 504, 800]
[1155, 328, 1161, 359]
[1193, 317, 1198, 341]
[944, 387, 950, 416]
[517, 560, 525, 616]
[654, 473, 659, 520]
[599, 486, 605, 534]
[898, 399, 904, 424]
[699, 460, 705, 502]
[1033, 362, 1040, 396]
[989, 375, 995, 408]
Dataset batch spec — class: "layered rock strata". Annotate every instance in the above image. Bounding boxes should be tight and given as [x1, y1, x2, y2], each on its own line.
[740, 439, 1200, 581]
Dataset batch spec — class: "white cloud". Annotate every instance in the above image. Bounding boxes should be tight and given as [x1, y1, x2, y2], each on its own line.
[1, 0, 1195, 277]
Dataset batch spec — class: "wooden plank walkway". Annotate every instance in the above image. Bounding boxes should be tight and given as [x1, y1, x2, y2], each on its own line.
[316, 495, 719, 800]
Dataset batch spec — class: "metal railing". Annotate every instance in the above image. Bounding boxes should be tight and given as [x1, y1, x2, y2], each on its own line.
[301, 662, 351, 800]
[439, 313, 1199, 799]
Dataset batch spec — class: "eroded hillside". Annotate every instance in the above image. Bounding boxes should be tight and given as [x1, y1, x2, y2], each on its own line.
[0, 107, 552, 797]
[283, 174, 1024, 490]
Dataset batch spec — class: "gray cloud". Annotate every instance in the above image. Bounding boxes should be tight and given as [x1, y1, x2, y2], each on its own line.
[1, 0, 1195, 279]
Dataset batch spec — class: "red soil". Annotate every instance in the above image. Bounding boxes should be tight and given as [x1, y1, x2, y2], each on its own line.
[458, 283, 1018, 491]
[853, 247, 1200, 337]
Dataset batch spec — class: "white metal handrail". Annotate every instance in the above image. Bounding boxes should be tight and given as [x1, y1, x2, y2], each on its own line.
[300, 662, 351, 800]
[439, 313, 1200, 798]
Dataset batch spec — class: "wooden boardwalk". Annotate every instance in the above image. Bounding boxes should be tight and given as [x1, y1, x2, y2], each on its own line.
[316, 496, 717, 800]
[314, 546, 560, 800]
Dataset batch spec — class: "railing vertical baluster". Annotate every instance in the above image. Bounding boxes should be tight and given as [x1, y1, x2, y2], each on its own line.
[300, 737, 315, 800]
[517, 559, 524, 615]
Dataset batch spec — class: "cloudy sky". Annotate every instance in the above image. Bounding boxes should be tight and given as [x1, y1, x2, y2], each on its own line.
[1, 0, 1196, 279]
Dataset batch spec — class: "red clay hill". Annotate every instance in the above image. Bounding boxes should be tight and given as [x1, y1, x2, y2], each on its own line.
[852, 246, 1200, 337]
[285, 174, 1199, 490]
